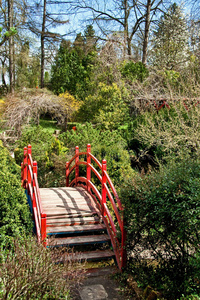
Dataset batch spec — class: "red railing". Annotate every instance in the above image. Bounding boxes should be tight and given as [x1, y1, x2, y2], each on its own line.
[140, 98, 200, 112]
[21, 145, 46, 244]
[66, 144, 127, 270]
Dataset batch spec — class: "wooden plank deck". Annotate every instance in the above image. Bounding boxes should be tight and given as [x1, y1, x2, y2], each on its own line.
[39, 187, 100, 217]
[39, 186, 114, 263]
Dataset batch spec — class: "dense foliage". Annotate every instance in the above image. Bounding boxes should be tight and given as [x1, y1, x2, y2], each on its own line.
[0, 141, 32, 245]
[121, 157, 200, 299]
[50, 25, 97, 99]
[15, 126, 69, 188]
[130, 105, 200, 163]
[0, 236, 83, 299]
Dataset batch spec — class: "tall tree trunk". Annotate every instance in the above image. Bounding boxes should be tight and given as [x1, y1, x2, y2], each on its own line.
[8, 0, 14, 92]
[123, 0, 131, 57]
[1, 58, 7, 87]
[41, 0, 46, 88]
[142, 0, 151, 65]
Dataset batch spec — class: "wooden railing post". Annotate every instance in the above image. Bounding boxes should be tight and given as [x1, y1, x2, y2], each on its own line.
[102, 159, 107, 217]
[87, 144, 91, 192]
[75, 146, 79, 185]
[66, 162, 69, 187]
[41, 213, 47, 246]
[22, 147, 28, 188]
[27, 145, 32, 186]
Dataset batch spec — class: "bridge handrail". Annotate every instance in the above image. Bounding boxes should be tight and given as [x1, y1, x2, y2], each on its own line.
[21, 145, 46, 244]
[66, 144, 126, 270]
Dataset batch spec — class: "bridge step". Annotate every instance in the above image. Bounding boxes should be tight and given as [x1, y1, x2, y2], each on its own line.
[39, 187, 114, 265]
[46, 211, 98, 218]
[46, 216, 101, 227]
[47, 234, 111, 247]
[47, 223, 107, 235]
[63, 249, 115, 263]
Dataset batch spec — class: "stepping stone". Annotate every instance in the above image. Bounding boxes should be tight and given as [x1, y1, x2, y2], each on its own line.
[79, 284, 108, 300]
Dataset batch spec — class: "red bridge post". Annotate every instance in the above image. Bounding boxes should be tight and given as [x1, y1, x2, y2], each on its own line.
[22, 147, 28, 188]
[27, 145, 32, 186]
[102, 159, 107, 217]
[87, 144, 91, 193]
[75, 146, 79, 185]
[66, 162, 69, 187]
[41, 213, 47, 246]
[32, 161, 37, 209]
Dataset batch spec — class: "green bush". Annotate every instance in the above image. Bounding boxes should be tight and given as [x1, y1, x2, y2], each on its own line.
[0, 141, 32, 244]
[131, 104, 200, 163]
[76, 82, 130, 129]
[15, 126, 69, 188]
[121, 61, 149, 82]
[121, 157, 200, 299]
[0, 236, 83, 299]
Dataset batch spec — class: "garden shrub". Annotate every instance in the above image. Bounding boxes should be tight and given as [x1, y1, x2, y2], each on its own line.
[0, 141, 32, 245]
[0, 236, 83, 299]
[121, 157, 200, 299]
[131, 104, 200, 163]
[164, 69, 180, 87]
[121, 61, 149, 82]
[76, 82, 130, 129]
[15, 126, 69, 188]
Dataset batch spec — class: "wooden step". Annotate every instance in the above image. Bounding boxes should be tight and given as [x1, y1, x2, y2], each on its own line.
[46, 216, 101, 227]
[46, 209, 98, 217]
[62, 249, 115, 263]
[41, 196, 94, 202]
[46, 210, 99, 218]
[47, 234, 111, 247]
[47, 223, 107, 235]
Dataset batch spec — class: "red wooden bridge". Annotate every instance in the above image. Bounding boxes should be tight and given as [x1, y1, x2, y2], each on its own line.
[21, 144, 126, 271]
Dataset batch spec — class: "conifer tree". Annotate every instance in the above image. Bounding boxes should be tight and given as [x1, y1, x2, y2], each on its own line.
[150, 3, 189, 70]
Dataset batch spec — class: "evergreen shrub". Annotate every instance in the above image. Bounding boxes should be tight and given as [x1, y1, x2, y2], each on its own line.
[15, 126, 69, 188]
[121, 158, 200, 299]
[121, 61, 149, 82]
[0, 141, 32, 245]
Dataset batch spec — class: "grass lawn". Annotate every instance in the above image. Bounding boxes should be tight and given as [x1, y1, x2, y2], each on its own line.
[39, 119, 61, 134]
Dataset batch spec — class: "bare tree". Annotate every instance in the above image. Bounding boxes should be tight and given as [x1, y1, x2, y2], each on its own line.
[0, 0, 29, 91]
[73, 0, 167, 62]
[27, 0, 70, 88]
[142, 0, 152, 64]
[7, 0, 14, 92]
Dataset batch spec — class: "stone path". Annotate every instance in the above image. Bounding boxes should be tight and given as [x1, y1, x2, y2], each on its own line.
[73, 267, 136, 300]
